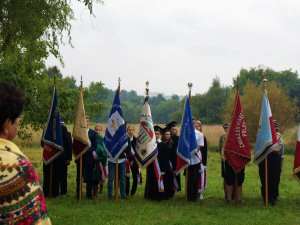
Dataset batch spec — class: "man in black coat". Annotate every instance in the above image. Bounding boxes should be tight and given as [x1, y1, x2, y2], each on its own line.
[42, 117, 72, 197]
[58, 118, 72, 195]
[165, 121, 181, 192]
[76, 116, 98, 199]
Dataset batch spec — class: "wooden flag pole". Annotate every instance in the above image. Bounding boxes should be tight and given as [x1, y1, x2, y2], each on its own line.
[114, 77, 121, 200]
[185, 82, 193, 200]
[79, 76, 84, 200]
[79, 156, 83, 200]
[49, 75, 56, 198]
[115, 158, 119, 199]
[185, 168, 188, 200]
[263, 72, 268, 208]
[49, 162, 53, 197]
[265, 157, 268, 207]
[145, 81, 150, 198]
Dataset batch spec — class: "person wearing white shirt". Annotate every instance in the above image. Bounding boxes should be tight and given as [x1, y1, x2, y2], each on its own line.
[186, 119, 204, 201]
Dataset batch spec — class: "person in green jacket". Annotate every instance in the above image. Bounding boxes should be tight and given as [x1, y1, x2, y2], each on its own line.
[92, 125, 108, 196]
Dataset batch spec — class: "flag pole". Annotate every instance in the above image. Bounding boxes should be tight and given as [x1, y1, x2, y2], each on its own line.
[79, 76, 83, 200]
[263, 73, 269, 208]
[185, 82, 193, 200]
[115, 77, 121, 200]
[49, 75, 57, 198]
[145, 81, 150, 197]
[233, 77, 240, 201]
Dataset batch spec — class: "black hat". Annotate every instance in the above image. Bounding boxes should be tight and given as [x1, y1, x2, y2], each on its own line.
[223, 122, 229, 128]
[154, 125, 162, 133]
[60, 117, 65, 124]
[162, 127, 170, 134]
[165, 121, 177, 129]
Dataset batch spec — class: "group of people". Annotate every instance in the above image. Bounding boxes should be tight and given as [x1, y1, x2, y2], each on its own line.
[219, 121, 284, 205]
[41, 115, 143, 201]
[49, 115, 209, 203]
[0, 81, 287, 224]
[106, 125, 142, 200]
[144, 119, 208, 202]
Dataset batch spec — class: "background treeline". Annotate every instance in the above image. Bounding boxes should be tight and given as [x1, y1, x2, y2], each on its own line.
[1, 65, 299, 143]
[1, 1, 299, 143]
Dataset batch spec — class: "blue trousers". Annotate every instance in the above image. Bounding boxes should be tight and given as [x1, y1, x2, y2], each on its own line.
[107, 161, 126, 199]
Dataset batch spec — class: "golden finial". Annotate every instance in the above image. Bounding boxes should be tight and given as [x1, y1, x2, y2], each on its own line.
[145, 81, 149, 96]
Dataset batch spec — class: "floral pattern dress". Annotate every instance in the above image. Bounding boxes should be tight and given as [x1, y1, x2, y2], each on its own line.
[0, 138, 51, 225]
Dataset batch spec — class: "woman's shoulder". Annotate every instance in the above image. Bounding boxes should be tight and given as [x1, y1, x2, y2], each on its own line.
[0, 138, 27, 159]
[0, 140, 51, 225]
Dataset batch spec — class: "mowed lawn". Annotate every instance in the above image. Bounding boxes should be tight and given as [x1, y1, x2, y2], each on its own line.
[22, 144, 300, 225]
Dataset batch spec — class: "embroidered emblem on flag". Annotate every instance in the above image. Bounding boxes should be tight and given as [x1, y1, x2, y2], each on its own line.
[135, 97, 158, 168]
[107, 111, 125, 137]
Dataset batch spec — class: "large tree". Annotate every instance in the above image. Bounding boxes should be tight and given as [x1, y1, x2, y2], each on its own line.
[0, 0, 102, 140]
[0, 0, 102, 60]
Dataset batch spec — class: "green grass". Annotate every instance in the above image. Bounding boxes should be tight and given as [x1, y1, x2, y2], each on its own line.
[23, 146, 300, 225]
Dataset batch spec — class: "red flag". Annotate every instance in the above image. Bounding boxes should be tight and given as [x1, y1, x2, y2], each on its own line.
[224, 90, 251, 172]
[293, 125, 300, 183]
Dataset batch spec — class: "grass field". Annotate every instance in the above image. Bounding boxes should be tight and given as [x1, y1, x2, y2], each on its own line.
[22, 143, 300, 225]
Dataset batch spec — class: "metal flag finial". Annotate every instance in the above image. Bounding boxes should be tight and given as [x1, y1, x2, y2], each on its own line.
[145, 81, 149, 96]
[188, 82, 193, 99]
[263, 71, 268, 90]
[117, 77, 121, 94]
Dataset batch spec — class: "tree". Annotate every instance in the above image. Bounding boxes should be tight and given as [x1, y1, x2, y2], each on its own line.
[151, 94, 166, 105]
[223, 80, 298, 143]
[152, 98, 181, 124]
[236, 67, 300, 109]
[84, 81, 109, 122]
[0, 0, 102, 61]
[191, 77, 231, 124]
[0, 0, 102, 140]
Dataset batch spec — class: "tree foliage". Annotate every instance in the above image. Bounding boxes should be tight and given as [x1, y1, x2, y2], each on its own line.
[0, 0, 102, 60]
[191, 77, 231, 124]
[223, 81, 299, 143]
[0, 0, 102, 140]
[236, 67, 300, 108]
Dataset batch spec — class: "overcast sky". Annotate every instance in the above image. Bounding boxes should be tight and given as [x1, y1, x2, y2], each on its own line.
[46, 0, 300, 96]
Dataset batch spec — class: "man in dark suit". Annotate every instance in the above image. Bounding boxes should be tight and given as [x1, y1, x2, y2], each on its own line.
[76, 116, 98, 199]
[58, 117, 72, 195]
[41, 117, 72, 197]
[165, 121, 181, 192]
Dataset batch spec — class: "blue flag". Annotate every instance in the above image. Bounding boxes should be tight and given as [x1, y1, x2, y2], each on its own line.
[254, 90, 278, 164]
[104, 90, 128, 160]
[176, 97, 197, 174]
[42, 86, 63, 165]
